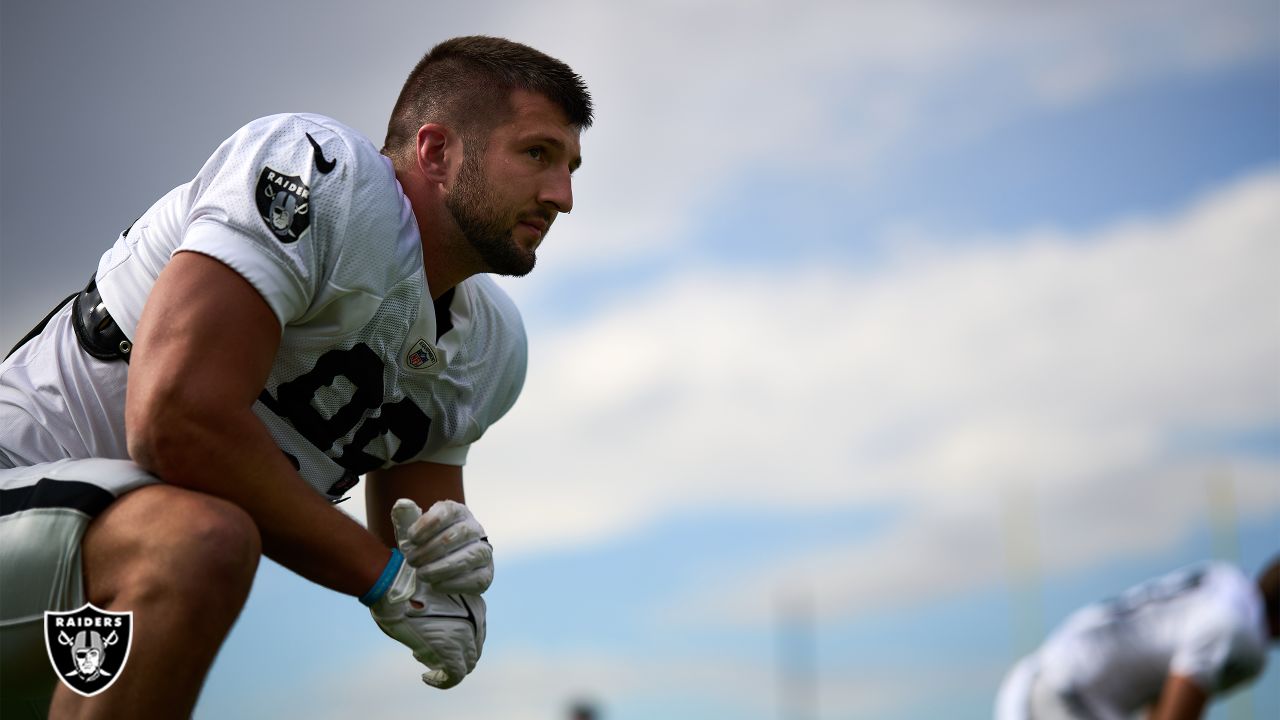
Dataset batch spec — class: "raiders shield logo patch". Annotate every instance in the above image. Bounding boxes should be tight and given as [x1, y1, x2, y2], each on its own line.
[44, 604, 134, 697]
[256, 166, 311, 242]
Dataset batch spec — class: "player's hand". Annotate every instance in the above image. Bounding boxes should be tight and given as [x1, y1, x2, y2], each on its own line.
[396, 498, 494, 595]
[369, 500, 487, 689]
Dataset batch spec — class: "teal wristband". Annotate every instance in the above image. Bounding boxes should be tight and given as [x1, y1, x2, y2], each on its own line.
[359, 548, 404, 607]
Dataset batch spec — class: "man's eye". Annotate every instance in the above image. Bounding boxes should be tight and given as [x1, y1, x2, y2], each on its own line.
[527, 147, 544, 160]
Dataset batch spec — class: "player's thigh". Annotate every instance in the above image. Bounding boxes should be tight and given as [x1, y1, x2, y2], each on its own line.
[0, 460, 158, 709]
[78, 483, 262, 630]
[0, 459, 155, 715]
[0, 506, 82, 718]
[0, 459, 157, 634]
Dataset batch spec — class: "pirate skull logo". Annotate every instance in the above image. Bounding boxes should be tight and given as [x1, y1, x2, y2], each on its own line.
[255, 166, 312, 243]
[64, 629, 117, 681]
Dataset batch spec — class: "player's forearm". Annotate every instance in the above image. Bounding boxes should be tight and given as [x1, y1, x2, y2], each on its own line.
[366, 463, 466, 547]
[1149, 702, 1204, 720]
[128, 403, 386, 597]
[1148, 674, 1208, 720]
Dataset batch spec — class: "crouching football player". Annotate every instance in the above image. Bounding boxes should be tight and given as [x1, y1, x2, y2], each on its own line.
[0, 35, 591, 717]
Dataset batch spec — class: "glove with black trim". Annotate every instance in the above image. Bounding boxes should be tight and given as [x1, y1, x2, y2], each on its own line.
[369, 500, 487, 689]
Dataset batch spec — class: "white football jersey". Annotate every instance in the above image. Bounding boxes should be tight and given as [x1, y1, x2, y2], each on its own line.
[1035, 562, 1269, 715]
[0, 113, 526, 500]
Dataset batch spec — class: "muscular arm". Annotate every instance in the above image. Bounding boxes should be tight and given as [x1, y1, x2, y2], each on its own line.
[365, 461, 465, 548]
[1148, 674, 1208, 720]
[126, 251, 388, 596]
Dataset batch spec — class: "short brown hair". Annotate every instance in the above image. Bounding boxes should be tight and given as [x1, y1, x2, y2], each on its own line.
[382, 36, 593, 162]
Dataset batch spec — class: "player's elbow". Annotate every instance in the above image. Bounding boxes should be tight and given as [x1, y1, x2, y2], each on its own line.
[125, 384, 222, 482]
[126, 409, 192, 481]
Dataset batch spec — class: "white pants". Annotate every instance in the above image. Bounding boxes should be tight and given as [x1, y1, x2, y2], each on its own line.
[0, 459, 156, 717]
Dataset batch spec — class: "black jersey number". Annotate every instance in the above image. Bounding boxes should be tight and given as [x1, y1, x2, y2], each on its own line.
[259, 343, 430, 478]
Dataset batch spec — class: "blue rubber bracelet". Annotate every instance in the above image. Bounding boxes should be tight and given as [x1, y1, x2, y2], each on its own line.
[359, 548, 404, 607]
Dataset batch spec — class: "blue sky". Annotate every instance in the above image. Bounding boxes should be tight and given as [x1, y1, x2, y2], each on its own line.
[2, 1, 1278, 718]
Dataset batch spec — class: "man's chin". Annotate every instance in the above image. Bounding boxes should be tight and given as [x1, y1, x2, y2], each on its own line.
[485, 249, 536, 277]
[464, 231, 537, 277]
[500, 255, 536, 277]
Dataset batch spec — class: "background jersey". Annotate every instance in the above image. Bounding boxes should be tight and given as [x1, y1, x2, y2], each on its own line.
[1036, 562, 1269, 714]
[1, 113, 526, 500]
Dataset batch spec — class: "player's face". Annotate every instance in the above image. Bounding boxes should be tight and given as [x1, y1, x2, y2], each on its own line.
[445, 90, 582, 277]
[76, 648, 101, 674]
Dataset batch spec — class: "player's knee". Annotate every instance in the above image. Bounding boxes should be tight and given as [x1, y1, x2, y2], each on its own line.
[168, 494, 262, 594]
[92, 486, 261, 609]
[152, 495, 261, 608]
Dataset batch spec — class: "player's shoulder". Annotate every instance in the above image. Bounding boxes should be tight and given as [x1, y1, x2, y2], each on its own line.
[451, 275, 529, 421]
[1180, 562, 1264, 636]
[219, 112, 410, 256]
[229, 113, 390, 182]
[463, 275, 525, 332]
[455, 274, 528, 370]
[231, 112, 370, 148]
[1196, 561, 1254, 599]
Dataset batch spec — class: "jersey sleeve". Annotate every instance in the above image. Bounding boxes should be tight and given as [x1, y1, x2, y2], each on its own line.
[408, 277, 528, 469]
[177, 114, 353, 327]
[1169, 604, 1260, 690]
[425, 444, 470, 466]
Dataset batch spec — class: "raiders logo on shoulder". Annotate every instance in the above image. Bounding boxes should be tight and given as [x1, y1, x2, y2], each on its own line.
[256, 166, 311, 242]
[44, 604, 134, 697]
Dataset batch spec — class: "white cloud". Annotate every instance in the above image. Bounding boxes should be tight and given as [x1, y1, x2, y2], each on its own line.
[434, 168, 1280, 645]
[476, 0, 1280, 292]
[462, 169, 1279, 563]
[667, 458, 1280, 628]
[332, 169, 1278, 634]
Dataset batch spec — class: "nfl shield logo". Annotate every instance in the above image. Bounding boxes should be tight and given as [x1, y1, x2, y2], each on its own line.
[255, 166, 311, 242]
[44, 604, 133, 697]
[406, 338, 440, 370]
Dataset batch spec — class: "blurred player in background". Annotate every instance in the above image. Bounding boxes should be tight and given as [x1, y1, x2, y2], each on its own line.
[0, 36, 590, 717]
[996, 556, 1280, 720]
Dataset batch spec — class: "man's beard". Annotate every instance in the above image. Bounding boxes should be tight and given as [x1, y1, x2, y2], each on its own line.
[445, 150, 537, 277]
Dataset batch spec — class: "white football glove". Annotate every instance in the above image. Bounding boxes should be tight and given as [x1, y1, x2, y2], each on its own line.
[369, 500, 487, 689]
[398, 498, 494, 595]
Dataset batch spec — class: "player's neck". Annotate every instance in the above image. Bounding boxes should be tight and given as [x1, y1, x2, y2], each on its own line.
[420, 234, 481, 300]
[398, 169, 485, 299]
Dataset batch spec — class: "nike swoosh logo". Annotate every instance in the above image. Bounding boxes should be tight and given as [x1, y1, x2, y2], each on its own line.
[306, 132, 337, 174]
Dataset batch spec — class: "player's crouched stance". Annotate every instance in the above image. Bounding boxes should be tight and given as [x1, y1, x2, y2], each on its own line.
[1, 34, 591, 717]
[369, 499, 492, 688]
[0, 463, 494, 716]
[995, 557, 1280, 720]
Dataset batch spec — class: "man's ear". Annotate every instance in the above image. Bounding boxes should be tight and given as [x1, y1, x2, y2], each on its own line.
[415, 123, 454, 183]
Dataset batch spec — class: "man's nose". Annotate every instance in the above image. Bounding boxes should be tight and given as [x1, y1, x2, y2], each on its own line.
[540, 167, 573, 214]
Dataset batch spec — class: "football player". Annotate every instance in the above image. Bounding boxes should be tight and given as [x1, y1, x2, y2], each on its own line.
[996, 556, 1280, 720]
[0, 35, 590, 717]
